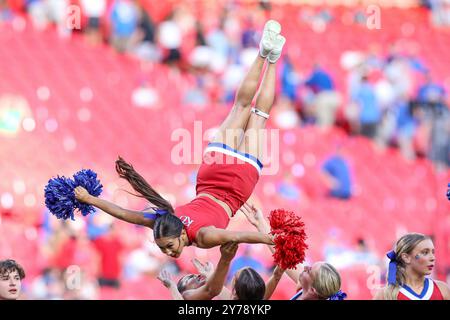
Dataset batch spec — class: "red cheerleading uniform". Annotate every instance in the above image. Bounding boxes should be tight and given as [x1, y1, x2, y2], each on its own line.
[174, 196, 229, 244]
[174, 142, 262, 244]
[397, 278, 444, 300]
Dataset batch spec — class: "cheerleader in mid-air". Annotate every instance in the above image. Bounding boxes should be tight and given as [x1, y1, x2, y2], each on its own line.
[73, 20, 287, 259]
[374, 233, 450, 300]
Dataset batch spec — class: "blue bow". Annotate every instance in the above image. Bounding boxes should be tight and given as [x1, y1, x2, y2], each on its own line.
[143, 208, 169, 220]
[386, 250, 397, 285]
[328, 290, 347, 300]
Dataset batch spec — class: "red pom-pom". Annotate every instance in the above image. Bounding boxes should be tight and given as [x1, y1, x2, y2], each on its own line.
[268, 209, 308, 270]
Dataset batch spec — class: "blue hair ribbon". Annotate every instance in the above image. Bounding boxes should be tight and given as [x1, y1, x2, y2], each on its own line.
[328, 290, 347, 300]
[143, 208, 169, 220]
[386, 250, 397, 285]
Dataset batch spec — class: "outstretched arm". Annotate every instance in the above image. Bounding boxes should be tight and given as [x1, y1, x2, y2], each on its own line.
[195, 227, 274, 249]
[157, 269, 184, 300]
[74, 186, 155, 228]
[240, 203, 304, 283]
[264, 266, 285, 300]
[182, 242, 238, 300]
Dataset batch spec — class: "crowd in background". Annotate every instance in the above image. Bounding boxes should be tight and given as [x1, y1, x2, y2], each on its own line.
[0, 0, 449, 169]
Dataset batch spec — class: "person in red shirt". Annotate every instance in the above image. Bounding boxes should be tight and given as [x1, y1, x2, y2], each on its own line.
[92, 224, 124, 288]
[75, 20, 286, 259]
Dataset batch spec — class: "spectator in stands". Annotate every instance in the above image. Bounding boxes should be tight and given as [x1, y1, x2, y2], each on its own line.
[206, 14, 231, 74]
[91, 223, 125, 289]
[417, 73, 446, 106]
[0, 259, 25, 300]
[352, 74, 381, 139]
[320, 145, 352, 200]
[427, 0, 450, 26]
[110, 0, 139, 53]
[51, 225, 79, 272]
[189, 22, 214, 72]
[133, 1, 160, 61]
[414, 73, 450, 169]
[241, 16, 258, 49]
[304, 64, 341, 129]
[26, 0, 49, 30]
[280, 55, 300, 104]
[158, 11, 182, 66]
[393, 102, 415, 160]
[136, 1, 156, 44]
[30, 267, 65, 299]
[80, 0, 106, 44]
[46, 0, 69, 36]
[426, 102, 450, 170]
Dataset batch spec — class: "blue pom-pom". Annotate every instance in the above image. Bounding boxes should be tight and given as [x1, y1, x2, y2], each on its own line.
[73, 169, 103, 217]
[44, 169, 103, 220]
[44, 176, 77, 221]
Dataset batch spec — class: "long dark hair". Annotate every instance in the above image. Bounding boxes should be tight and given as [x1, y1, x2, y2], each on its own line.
[115, 157, 183, 239]
[234, 268, 266, 300]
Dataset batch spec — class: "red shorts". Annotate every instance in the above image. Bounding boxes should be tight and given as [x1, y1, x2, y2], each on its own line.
[196, 143, 262, 215]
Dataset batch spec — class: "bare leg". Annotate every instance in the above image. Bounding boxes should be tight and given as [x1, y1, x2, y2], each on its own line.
[238, 61, 277, 159]
[210, 55, 266, 149]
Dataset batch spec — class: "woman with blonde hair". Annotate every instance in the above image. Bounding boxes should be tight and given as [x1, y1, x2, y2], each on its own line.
[241, 203, 346, 300]
[374, 233, 450, 300]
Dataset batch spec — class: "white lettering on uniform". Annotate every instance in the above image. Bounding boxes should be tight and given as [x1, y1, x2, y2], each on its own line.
[180, 216, 194, 227]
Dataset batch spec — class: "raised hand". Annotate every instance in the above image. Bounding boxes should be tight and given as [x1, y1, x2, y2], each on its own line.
[74, 186, 92, 204]
[157, 269, 175, 288]
[273, 265, 286, 278]
[240, 202, 265, 228]
[220, 242, 238, 261]
[192, 258, 214, 278]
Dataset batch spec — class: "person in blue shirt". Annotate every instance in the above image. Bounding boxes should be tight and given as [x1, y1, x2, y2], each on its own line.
[280, 55, 299, 103]
[305, 64, 335, 93]
[417, 73, 446, 105]
[321, 146, 352, 199]
[353, 75, 381, 138]
[303, 64, 341, 128]
[110, 0, 138, 53]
